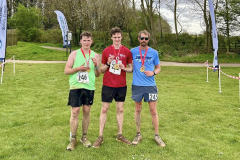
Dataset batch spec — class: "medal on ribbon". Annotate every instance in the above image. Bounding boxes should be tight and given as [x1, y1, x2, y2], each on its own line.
[112, 45, 121, 70]
[139, 46, 149, 73]
[81, 48, 91, 72]
[140, 66, 145, 72]
[86, 58, 90, 72]
[115, 64, 119, 69]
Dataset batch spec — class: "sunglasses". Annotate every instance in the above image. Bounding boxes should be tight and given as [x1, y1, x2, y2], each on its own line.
[140, 37, 149, 40]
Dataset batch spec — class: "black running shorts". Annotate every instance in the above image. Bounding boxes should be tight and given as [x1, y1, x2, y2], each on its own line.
[101, 85, 127, 102]
[67, 89, 95, 107]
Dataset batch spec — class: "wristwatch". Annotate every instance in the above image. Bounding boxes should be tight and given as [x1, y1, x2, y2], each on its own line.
[106, 62, 110, 67]
[153, 71, 156, 75]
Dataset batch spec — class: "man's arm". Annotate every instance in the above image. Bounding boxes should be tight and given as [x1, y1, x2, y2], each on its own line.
[144, 64, 161, 77]
[119, 63, 133, 73]
[64, 51, 89, 75]
[100, 56, 114, 73]
[92, 53, 101, 77]
[154, 64, 161, 74]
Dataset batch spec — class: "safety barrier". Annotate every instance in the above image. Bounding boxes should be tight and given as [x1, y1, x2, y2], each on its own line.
[204, 61, 240, 107]
[0, 57, 13, 67]
[1, 55, 15, 84]
[204, 61, 240, 80]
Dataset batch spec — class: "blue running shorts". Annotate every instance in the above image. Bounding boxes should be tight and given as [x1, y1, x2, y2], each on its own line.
[131, 85, 158, 102]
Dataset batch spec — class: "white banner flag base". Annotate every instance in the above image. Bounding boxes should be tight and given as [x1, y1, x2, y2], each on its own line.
[218, 66, 222, 93]
[0, 55, 15, 84]
[1, 63, 3, 84]
[13, 55, 15, 75]
[206, 60, 209, 82]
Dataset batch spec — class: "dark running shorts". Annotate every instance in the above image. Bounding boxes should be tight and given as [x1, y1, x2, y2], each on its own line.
[101, 85, 127, 102]
[131, 85, 158, 102]
[67, 89, 95, 107]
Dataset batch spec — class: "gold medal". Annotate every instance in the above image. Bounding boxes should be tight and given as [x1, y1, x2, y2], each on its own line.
[87, 69, 90, 73]
[140, 66, 145, 72]
[115, 64, 119, 70]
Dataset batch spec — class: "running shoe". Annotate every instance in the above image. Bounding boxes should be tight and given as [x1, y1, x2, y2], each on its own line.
[92, 137, 104, 148]
[154, 135, 166, 147]
[80, 135, 91, 147]
[132, 133, 142, 145]
[67, 138, 77, 151]
[116, 135, 131, 145]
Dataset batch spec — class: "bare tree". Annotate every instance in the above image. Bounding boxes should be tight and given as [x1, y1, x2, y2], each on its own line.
[132, 0, 139, 32]
[166, 0, 185, 41]
[188, 0, 219, 52]
[140, 0, 157, 47]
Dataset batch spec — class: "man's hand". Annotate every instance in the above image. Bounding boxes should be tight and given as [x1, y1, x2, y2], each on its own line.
[77, 63, 90, 71]
[144, 71, 154, 77]
[119, 63, 125, 71]
[92, 56, 98, 68]
[107, 55, 115, 65]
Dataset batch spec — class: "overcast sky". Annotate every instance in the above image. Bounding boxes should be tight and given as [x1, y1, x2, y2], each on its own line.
[135, 1, 204, 35]
[160, 2, 203, 34]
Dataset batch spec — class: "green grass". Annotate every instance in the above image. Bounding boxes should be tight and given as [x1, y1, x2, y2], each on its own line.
[6, 41, 240, 63]
[6, 41, 69, 61]
[161, 53, 240, 63]
[0, 63, 240, 160]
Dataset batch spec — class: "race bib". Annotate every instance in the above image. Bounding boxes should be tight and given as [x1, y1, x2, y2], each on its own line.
[76, 71, 89, 83]
[109, 60, 122, 75]
[149, 93, 158, 101]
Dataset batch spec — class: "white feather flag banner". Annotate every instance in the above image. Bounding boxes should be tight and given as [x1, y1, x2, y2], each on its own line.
[208, 0, 219, 70]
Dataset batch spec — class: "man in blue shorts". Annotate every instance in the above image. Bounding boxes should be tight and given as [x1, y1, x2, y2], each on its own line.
[131, 30, 165, 147]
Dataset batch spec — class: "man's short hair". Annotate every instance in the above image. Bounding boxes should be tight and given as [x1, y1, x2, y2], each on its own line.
[110, 27, 122, 37]
[138, 30, 150, 39]
[80, 31, 92, 40]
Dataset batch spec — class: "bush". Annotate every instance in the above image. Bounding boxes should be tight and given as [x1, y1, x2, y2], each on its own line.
[8, 4, 45, 42]
[92, 42, 106, 52]
[38, 29, 63, 44]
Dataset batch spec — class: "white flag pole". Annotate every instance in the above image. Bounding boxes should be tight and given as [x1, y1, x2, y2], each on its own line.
[218, 66, 222, 93]
[206, 60, 209, 82]
[1, 63, 3, 84]
[13, 55, 15, 75]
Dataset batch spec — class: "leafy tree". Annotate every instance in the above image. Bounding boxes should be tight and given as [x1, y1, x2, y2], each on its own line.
[8, 3, 45, 41]
[216, 0, 239, 50]
[229, 0, 240, 22]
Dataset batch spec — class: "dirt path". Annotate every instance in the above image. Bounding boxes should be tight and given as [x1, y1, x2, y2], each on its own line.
[6, 46, 240, 67]
[9, 60, 240, 67]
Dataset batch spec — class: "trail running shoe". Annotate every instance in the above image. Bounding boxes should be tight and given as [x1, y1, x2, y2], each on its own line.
[67, 138, 77, 151]
[154, 135, 166, 147]
[92, 137, 104, 148]
[132, 133, 142, 145]
[116, 135, 131, 145]
[80, 135, 91, 147]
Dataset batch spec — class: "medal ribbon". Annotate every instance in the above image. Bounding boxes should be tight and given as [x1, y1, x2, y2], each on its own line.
[81, 48, 91, 67]
[112, 45, 121, 64]
[139, 46, 149, 67]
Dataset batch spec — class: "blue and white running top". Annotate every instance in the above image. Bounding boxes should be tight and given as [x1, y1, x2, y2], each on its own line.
[131, 46, 160, 86]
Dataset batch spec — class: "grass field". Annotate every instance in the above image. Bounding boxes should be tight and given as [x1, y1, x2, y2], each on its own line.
[6, 42, 68, 61]
[0, 62, 239, 160]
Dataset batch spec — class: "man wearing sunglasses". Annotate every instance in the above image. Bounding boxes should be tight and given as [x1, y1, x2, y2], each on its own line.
[130, 30, 166, 147]
[92, 27, 133, 148]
